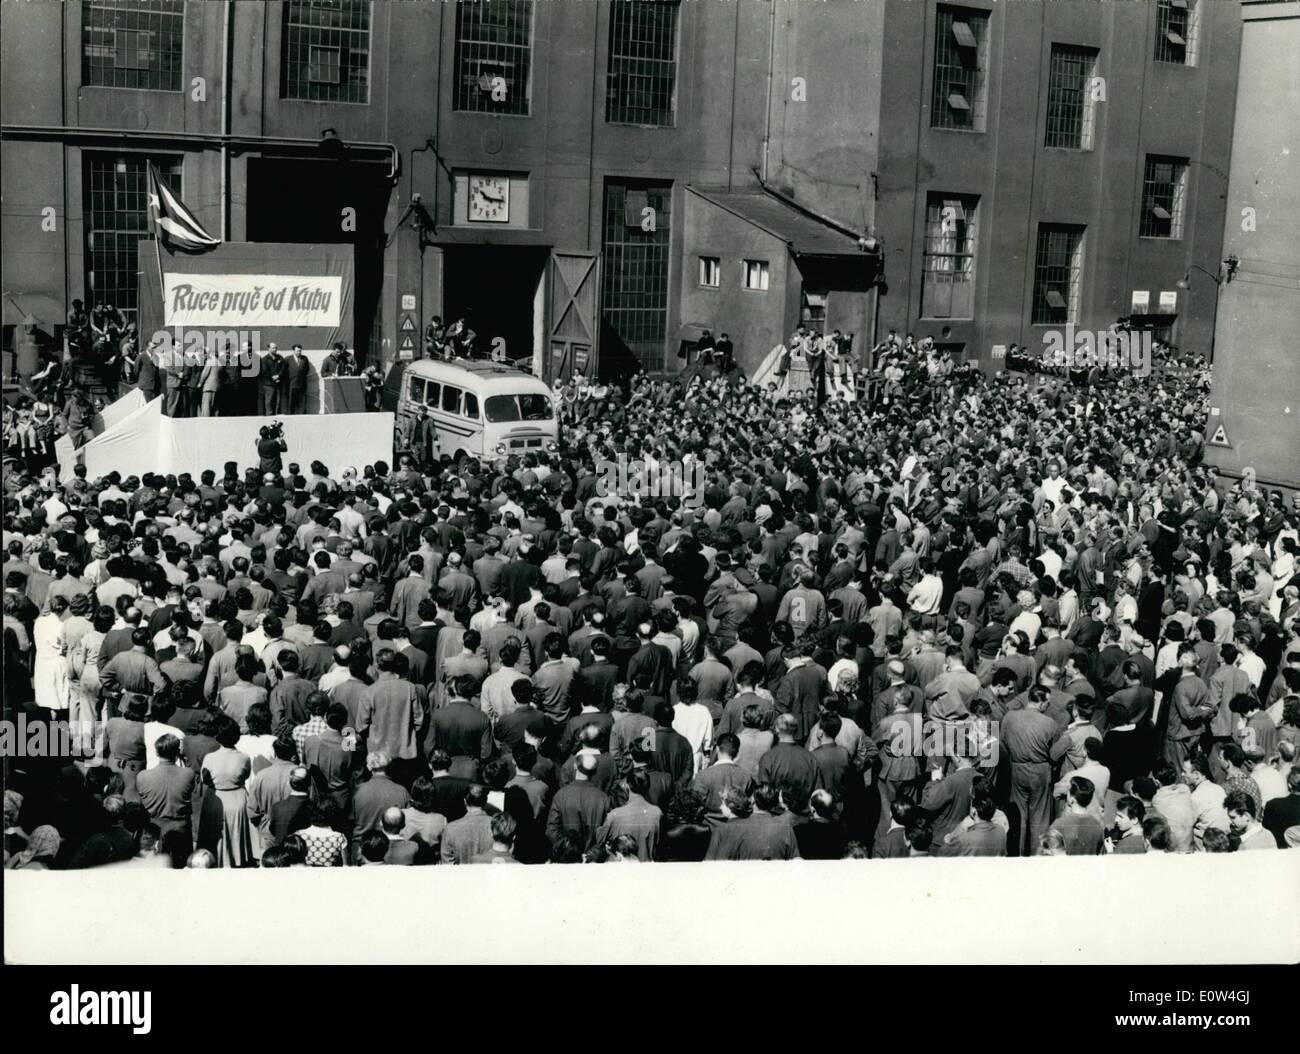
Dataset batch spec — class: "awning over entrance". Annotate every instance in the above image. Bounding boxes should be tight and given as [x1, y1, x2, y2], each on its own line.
[676, 322, 712, 343]
[687, 188, 863, 256]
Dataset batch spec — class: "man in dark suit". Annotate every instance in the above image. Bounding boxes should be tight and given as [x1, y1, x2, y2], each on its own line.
[259, 343, 287, 415]
[135, 735, 197, 854]
[1262, 769, 1300, 847]
[426, 751, 471, 823]
[429, 675, 494, 779]
[302, 703, 357, 819]
[545, 753, 610, 852]
[286, 344, 311, 415]
[268, 767, 313, 844]
[626, 623, 674, 699]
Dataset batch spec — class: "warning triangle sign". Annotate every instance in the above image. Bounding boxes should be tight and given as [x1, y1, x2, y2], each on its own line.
[1206, 422, 1231, 447]
[399, 334, 415, 351]
[400, 315, 416, 332]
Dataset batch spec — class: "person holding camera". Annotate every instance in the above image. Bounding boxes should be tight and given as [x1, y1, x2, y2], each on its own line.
[257, 423, 287, 475]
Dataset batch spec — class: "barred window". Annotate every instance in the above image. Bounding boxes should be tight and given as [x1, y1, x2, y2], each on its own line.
[606, 0, 679, 126]
[1140, 156, 1189, 238]
[1045, 45, 1099, 150]
[82, 0, 184, 91]
[282, 0, 370, 104]
[84, 154, 183, 326]
[801, 289, 828, 333]
[922, 194, 979, 319]
[1155, 0, 1199, 66]
[931, 5, 989, 131]
[602, 180, 673, 372]
[1032, 224, 1086, 325]
[453, 0, 534, 116]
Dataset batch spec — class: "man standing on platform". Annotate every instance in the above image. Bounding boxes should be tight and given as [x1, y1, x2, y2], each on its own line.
[260, 343, 286, 415]
[287, 344, 311, 415]
[162, 340, 185, 418]
[182, 344, 203, 419]
[199, 346, 221, 417]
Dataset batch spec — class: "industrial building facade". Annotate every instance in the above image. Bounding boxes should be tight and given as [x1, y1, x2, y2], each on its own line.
[3, 0, 1242, 382]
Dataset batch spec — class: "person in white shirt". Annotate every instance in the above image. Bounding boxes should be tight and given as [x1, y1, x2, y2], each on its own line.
[1250, 756, 1288, 807]
[1007, 591, 1042, 646]
[1235, 636, 1266, 690]
[1181, 755, 1229, 849]
[671, 680, 714, 775]
[1053, 738, 1110, 822]
[906, 558, 945, 620]
[142, 698, 186, 770]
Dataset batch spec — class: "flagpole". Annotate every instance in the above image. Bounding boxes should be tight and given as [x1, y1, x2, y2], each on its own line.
[148, 162, 169, 332]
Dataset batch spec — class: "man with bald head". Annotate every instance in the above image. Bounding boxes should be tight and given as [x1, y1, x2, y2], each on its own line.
[546, 752, 610, 853]
[380, 806, 419, 865]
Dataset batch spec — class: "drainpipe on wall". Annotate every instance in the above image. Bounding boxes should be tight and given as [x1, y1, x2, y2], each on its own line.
[221, 0, 232, 241]
[760, 0, 777, 183]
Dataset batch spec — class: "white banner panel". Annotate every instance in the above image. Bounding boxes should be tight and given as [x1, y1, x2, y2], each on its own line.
[162, 273, 342, 328]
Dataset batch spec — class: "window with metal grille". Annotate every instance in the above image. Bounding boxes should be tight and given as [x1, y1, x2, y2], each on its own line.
[602, 180, 673, 372]
[1045, 45, 1099, 149]
[922, 193, 979, 318]
[930, 4, 989, 131]
[606, 0, 679, 126]
[84, 154, 183, 327]
[1155, 0, 1199, 66]
[82, 0, 184, 91]
[1140, 155, 1188, 238]
[282, 0, 370, 104]
[801, 290, 828, 333]
[698, 257, 720, 288]
[453, 0, 533, 116]
[1032, 224, 1085, 325]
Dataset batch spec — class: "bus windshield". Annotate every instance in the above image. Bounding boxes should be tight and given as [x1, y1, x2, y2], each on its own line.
[485, 393, 553, 423]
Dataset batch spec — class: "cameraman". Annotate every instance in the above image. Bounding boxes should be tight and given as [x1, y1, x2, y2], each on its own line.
[257, 422, 287, 475]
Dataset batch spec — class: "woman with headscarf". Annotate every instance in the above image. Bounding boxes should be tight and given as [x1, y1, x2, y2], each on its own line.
[201, 715, 254, 867]
[6, 825, 62, 870]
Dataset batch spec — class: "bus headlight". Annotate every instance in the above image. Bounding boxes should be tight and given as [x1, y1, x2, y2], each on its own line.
[495, 443, 507, 455]
[546, 440, 557, 452]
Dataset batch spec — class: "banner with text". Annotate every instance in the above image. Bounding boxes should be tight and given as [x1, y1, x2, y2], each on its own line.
[139, 241, 354, 353]
[163, 273, 342, 328]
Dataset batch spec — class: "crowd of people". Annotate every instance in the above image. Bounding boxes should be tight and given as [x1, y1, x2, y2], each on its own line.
[3, 327, 1298, 871]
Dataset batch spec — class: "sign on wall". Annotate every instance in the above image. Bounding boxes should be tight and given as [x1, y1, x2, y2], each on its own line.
[1130, 290, 1150, 313]
[162, 273, 342, 328]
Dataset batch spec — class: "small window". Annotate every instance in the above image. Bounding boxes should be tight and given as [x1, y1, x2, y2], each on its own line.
[699, 256, 720, 288]
[442, 384, 462, 414]
[308, 45, 342, 85]
[743, 260, 769, 291]
[463, 392, 479, 419]
[424, 381, 441, 407]
[408, 376, 425, 403]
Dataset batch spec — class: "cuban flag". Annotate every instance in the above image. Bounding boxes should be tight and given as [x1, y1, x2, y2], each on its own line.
[147, 161, 219, 252]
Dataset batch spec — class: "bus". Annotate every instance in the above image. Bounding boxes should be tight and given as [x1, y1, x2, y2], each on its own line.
[387, 358, 558, 469]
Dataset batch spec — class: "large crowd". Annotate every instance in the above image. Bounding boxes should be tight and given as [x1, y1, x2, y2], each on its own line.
[3, 330, 1298, 870]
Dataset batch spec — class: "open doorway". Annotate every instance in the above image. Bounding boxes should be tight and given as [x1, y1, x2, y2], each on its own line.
[442, 245, 547, 369]
[246, 156, 391, 363]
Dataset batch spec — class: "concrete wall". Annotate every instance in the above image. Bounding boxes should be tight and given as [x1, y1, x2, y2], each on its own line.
[678, 191, 791, 376]
[1204, 0, 1300, 488]
[875, 0, 1241, 366]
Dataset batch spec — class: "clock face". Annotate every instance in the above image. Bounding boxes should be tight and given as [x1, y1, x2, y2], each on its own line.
[468, 175, 509, 223]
